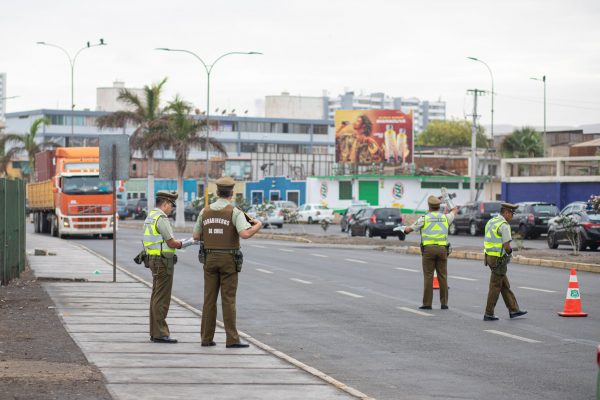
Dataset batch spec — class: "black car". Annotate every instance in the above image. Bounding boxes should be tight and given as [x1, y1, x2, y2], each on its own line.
[348, 207, 403, 239]
[509, 202, 559, 239]
[547, 202, 600, 251]
[340, 203, 369, 232]
[126, 198, 147, 220]
[450, 201, 502, 236]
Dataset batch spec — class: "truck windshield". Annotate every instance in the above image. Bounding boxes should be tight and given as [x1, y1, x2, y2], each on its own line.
[63, 176, 113, 195]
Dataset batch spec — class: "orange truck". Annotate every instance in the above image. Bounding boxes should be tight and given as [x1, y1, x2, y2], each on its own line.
[27, 147, 117, 238]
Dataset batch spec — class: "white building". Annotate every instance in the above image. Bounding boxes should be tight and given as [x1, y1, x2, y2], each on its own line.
[265, 92, 327, 120]
[96, 81, 145, 112]
[0, 73, 7, 121]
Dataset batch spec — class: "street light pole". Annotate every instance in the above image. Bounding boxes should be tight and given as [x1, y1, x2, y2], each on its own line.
[530, 75, 547, 157]
[467, 57, 494, 142]
[155, 48, 262, 208]
[37, 39, 106, 145]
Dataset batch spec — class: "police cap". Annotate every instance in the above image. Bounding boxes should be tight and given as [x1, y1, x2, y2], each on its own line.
[216, 176, 235, 189]
[156, 191, 178, 202]
[427, 195, 442, 207]
[501, 202, 519, 212]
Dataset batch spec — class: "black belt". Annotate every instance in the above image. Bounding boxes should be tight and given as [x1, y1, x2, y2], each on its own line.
[205, 249, 239, 254]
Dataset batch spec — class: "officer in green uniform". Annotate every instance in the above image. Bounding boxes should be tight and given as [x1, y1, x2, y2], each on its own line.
[143, 191, 183, 343]
[483, 202, 528, 321]
[403, 195, 457, 310]
[192, 176, 262, 348]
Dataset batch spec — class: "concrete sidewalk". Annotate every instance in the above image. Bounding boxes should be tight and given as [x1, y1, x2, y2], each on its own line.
[27, 233, 368, 400]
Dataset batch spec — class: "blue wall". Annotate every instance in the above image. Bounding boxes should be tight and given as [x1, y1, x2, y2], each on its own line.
[154, 179, 198, 202]
[502, 181, 600, 209]
[245, 176, 306, 205]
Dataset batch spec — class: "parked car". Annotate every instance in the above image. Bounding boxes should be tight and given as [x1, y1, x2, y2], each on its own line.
[171, 202, 201, 221]
[126, 198, 147, 220]
[117, 198, 128, 219]
[246, 205, 283, 228]
[449, 201, 502, 236]
[272, 200, 298, 222]
[547, 202, 600, 251]
[348, 207, 403, 239]
[297, 203, 334, 224]
[508, 202, 559, 239]
[340, 203, 369, 232]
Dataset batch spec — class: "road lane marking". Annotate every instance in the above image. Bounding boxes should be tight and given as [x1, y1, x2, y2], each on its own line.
[397, 307, 434, 317]
[310, 253, 328, 258]
[256, 268, 273, 274]
[485, 330, 541, 343]
[251, 245, 267, 248]
[452, 276, 478, 281]
[396, 267, 419, 272]
[290, 278, 312, 284]
[345, 258, 367, 264]
[336, 291, 364, 298]
[279, 248, 295, 252]
[518, 286, 556, 293]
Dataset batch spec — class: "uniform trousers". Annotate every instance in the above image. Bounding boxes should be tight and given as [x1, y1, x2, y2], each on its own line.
[421, 244, 448, 307]
[149, 258, 174, 338]
[485, 255, 519, 315]
[201, 253, 240, 346]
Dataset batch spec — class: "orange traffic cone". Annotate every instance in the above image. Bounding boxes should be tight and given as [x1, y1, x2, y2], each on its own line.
[433, 271, 440, 290]
[558, 268, 588, 317]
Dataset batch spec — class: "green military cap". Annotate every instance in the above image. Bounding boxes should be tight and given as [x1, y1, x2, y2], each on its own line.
[216, 176, 235, 189]
[501, 202, 519, 211]
[427, 195, 441, 206]
[156, 190, 178, 202]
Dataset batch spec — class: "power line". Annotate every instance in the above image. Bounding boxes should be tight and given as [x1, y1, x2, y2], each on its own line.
[495, 92, 600, 111]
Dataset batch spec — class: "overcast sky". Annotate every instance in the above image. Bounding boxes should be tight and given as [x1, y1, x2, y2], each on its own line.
[2, 0, 599, 129]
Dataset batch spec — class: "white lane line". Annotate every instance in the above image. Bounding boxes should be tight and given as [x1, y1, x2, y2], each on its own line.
[396, 267, 419, 272]
[518, 286, 556, 293]
[279, 248, 295, 253]
[251, 245, 267, 248]
[336, 291, 364, 298]
[452, 276, 478, 281]
[256, 268, 273, 274]
[485, 330, 541, 343]
[345, 258, 367, 264]
[397, 307, 434, 317]
[290, 278, 312, 284]
[311, 253, 328, 258]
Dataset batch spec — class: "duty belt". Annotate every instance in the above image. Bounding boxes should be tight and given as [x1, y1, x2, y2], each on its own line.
[204, 249, 239, 254]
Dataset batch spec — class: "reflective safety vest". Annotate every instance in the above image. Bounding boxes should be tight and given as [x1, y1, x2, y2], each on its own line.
[484, 216, 507, 257]
[421, 212, 449, 246]
[142, 209, 176, 256]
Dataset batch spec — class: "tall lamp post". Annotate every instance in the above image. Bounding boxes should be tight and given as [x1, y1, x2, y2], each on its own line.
[155, 48, 262, 208]
[467, 57, 495, 142]
[530, 75, 547, 157]
[37, 39, 106, 145]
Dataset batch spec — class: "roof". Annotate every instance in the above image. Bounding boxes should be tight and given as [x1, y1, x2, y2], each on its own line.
[572, 138, 600, 147]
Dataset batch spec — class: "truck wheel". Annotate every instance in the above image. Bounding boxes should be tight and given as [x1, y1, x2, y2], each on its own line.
[33, 213, 39, 233]
[50, 217, 58, 237]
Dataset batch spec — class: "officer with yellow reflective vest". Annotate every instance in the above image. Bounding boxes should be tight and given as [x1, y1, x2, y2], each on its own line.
[402, 195, 457, 310]
[143, 191, 183, 343]
[483, 203, 527, 321]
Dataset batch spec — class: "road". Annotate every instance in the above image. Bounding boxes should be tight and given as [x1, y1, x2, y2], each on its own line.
[61, 226, 599, 400]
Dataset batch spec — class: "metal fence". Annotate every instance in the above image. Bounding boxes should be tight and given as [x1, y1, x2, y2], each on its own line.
[0, 178, 26, 285]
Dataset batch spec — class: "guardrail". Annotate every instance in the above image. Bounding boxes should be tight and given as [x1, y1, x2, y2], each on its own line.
[1, 178, 26, 285]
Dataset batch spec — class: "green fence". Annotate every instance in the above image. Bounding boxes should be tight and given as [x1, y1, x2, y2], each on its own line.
[1, 179, 26, 285]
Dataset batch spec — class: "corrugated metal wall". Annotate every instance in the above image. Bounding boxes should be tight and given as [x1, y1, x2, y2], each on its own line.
[1, 179, 26, 285]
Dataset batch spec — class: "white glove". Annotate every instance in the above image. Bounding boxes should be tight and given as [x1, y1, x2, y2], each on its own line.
[393, 225, 406, 233]
[180, 237, 199, 248]
[441, 187, 456, 209]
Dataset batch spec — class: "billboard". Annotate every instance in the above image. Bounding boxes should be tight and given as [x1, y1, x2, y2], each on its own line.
[335, 110, 413, 165]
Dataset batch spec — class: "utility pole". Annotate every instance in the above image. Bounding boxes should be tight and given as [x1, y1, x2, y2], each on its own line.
[467, 89, 485, 202]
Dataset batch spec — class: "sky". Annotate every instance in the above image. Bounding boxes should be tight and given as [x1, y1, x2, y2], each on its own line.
[1, 0, 600, 129]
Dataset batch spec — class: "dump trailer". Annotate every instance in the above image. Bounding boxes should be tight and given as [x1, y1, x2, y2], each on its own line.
[27, 147, 117, 238]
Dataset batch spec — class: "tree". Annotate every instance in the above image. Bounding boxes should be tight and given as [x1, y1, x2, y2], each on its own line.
[97, 78, 169, 210]
[162, 96, 227, 227]
[416, 119, 488, 148]
[0, 117, 56, 181]
[500, 127, 543, 158]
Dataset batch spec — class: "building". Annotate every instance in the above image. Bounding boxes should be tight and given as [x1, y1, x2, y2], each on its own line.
[265, 92, 327, 120]
[0, 73, 7, 121]
[96, 81, 145, 112]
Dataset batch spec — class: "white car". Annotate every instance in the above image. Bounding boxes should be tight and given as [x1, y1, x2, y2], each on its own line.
[297, 204, 334, 224]
[246, 205, 284, 228]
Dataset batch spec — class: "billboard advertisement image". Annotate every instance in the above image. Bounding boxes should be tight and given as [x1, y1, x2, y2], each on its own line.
[335, 110, 413, 165]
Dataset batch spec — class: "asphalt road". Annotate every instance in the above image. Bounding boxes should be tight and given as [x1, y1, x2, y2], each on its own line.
[65, 227, 599, 400]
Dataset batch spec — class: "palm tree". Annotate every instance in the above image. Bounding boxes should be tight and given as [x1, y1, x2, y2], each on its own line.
[97, 78, 169, 210]
[501, 127, 543, 158]
[163, 96, 227, 227]
[0, 117, 56, 181]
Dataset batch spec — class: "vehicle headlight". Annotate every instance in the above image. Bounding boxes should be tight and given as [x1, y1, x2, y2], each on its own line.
[63, 218, 70, 227]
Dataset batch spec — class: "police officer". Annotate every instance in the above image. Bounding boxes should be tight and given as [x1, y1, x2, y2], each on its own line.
[143, 191, 183, 343]
[402, 195, 457, 310]
[192, 176, 262, 348]
[483, 203, 528, 321]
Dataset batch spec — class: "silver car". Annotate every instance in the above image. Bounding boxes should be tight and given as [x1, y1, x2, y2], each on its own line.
[247, 205, 284, 229]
